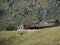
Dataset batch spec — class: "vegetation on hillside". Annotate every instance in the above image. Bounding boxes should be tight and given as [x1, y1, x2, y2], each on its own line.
[0, 0, 60, 30]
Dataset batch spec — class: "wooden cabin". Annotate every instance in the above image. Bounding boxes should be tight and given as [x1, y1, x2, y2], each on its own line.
[18, 19, 59, 30]
[45, 19, 59, 26]
[31, 19, 59, 29]
[18, 20, 31, 30]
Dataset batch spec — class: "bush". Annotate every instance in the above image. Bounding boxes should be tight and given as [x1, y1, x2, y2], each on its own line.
[5, 24, 17, 31]
[20, 32, 24, 35]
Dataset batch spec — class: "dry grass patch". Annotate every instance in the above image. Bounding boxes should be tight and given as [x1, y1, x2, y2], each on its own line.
[0, 26, 60, 45]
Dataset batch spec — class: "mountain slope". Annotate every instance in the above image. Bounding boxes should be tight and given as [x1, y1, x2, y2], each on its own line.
[0, 0, 60, 30]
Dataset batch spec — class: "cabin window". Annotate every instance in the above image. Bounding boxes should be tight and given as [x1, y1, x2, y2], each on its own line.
[18, 25, 24, 30]
[18, 26, 21, 29]
[20, 26, 23, 29]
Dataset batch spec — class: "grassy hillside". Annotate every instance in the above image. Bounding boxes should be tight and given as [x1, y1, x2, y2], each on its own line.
[0, 26, 60, 45]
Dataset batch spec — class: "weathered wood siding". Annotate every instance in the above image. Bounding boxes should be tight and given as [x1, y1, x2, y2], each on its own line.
[38, 20, 55, 27]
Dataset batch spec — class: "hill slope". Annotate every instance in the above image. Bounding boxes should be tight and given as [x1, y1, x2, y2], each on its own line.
[0, 0, 60, 30]
[0, 26, 60, 45]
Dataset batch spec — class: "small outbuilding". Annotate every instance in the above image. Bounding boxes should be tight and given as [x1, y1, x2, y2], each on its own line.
[18, 20, 31, 30]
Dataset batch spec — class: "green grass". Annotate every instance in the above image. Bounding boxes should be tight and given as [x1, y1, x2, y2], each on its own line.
[0, 26, 60, 45]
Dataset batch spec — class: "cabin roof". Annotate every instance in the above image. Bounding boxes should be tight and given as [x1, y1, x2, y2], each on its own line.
[19, 19, 57, 26]
[20, 20, 31, 26]
[46, 19, 56, 23]
[31, 20, 40, 23]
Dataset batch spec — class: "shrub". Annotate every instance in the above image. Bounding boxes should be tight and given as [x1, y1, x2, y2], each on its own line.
[5, 24, 17, 31]
[20, 32, 24, 35]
